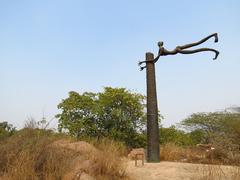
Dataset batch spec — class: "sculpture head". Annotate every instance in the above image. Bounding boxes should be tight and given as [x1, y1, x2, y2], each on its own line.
[157, 41, 164, 47]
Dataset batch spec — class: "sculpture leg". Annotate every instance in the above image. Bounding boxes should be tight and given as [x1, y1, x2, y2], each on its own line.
[178, 33, 218, 50]
[179, 48, 219, 60]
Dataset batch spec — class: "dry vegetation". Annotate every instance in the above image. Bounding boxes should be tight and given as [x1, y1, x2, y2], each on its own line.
[1, 129, 239, 180]
[195, 164, 240, 180]
[160, 143, 240, 166]
[0, 128, 130, 180]
[160, 143, 240, 180]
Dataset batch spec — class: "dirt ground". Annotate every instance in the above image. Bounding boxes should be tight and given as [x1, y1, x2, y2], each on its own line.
[126, 161, 238, 180]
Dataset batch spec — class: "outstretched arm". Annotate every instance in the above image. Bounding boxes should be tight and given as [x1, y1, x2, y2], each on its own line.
[177, 33, 218, 50]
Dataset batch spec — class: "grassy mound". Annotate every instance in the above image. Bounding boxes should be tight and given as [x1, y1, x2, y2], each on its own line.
[0, 128, 129, 180]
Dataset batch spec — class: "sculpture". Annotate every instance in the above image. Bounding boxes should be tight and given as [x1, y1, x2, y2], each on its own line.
[139, 33, 219, 70]
[139, 33, 219, 162]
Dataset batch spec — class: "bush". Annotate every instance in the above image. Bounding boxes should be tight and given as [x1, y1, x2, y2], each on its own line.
[0, 121, 15, 140]
[159, 126, 194, 146]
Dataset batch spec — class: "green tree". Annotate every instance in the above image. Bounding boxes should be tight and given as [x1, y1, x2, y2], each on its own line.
[56, 87, 146, 147]
[159, 125, 193, 146]
[0, 121, 16, 139]
[181, 112, 240, 150]
[188, 129, 205, 145]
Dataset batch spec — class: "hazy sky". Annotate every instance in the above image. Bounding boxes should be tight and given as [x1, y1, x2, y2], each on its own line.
[1, 0, 240, 128]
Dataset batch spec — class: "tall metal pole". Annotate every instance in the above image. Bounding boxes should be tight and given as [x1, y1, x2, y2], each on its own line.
[146, 52, 160, 162]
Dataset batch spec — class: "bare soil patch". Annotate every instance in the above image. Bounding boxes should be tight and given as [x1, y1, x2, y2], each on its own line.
[127, 161, 239, 180]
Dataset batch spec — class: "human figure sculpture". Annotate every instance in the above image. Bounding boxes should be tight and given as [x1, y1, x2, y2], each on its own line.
[139, 33, 219, 70]
[138, 33, 219, 162]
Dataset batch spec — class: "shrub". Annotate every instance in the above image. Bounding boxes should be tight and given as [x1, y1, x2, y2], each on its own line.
[0, 121, 15, 140]
[159, 126, 194, 146]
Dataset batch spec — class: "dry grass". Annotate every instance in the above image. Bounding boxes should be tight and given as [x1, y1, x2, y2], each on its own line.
[87, 139, 129, 180]
[160, 143, 240, 179]
[160, 143, 212, 163]
[160, 143, 240, 165]
[54, 138, 130, 180]
[195, 164, 240, 180]
[2, 129, 239, 180]
[0, 129, 130, 180]
[0, 128, 76, 180]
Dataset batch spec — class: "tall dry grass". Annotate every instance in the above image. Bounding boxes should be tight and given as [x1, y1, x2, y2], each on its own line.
[0, 128, 76, 179]
[160, 143, 214, 164]
[195, 164, 240, 180]
[0, 128, 130, 180]
[160, 143, 240, 165]
[87, 138, 129, 180]
[160, 143, 240, 180]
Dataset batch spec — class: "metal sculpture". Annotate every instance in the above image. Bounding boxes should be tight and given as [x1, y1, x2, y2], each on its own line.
[139, 33, 219, 162]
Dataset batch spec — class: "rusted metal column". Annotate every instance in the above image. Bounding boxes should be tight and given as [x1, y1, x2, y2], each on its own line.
[146, 52, 160, 162]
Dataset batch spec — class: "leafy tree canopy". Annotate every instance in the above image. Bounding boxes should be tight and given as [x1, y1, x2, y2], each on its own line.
[159, 125, 197, 146]
[180, 112, 240, 149]
[56, 87, 147, 147]
[0, 121, 16, 139]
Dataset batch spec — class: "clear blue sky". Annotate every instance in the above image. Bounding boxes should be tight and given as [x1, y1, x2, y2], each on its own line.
[1, 0, 240, 128]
